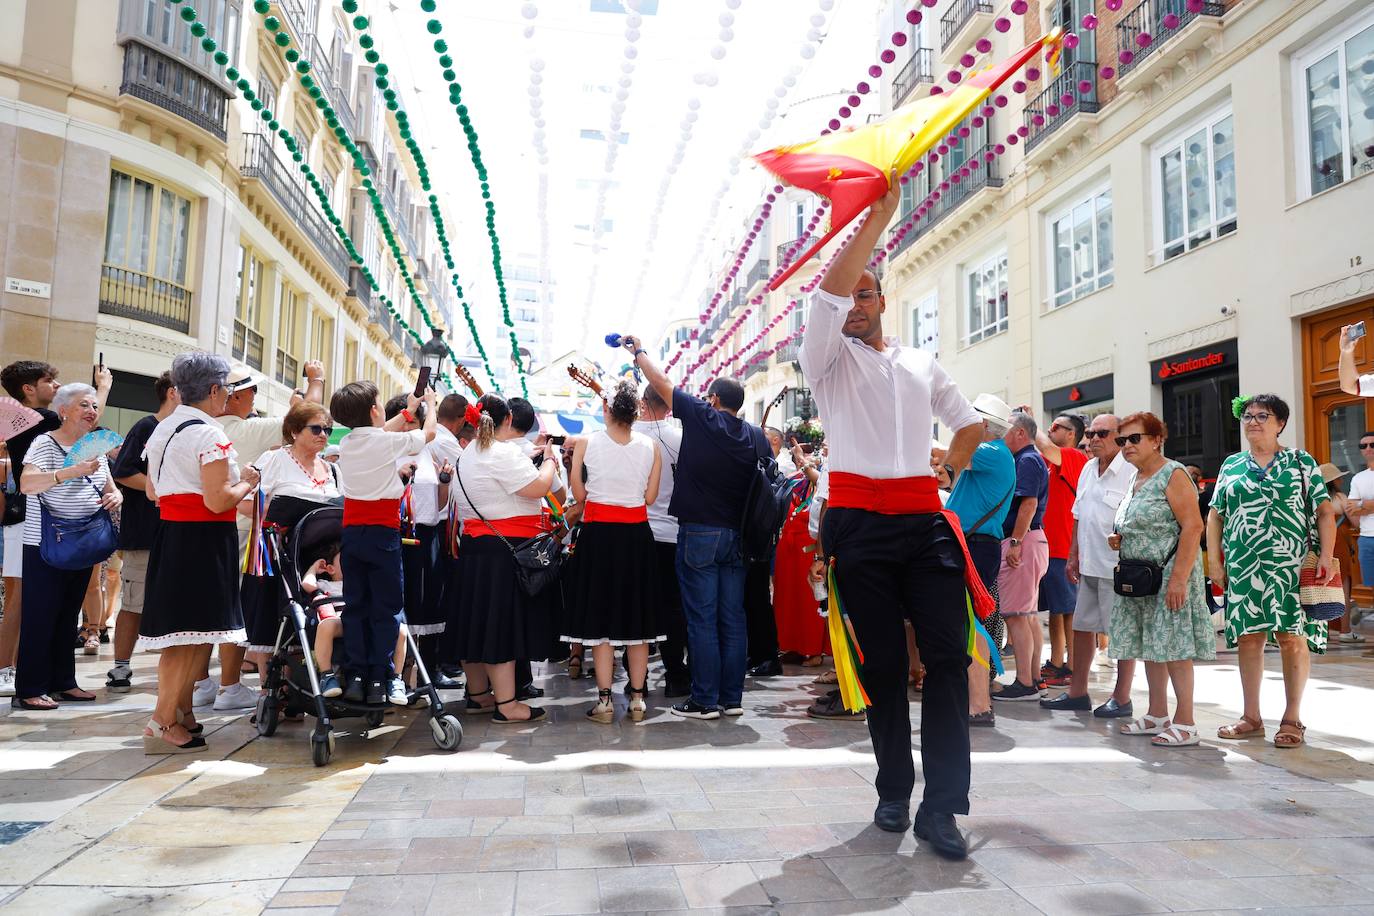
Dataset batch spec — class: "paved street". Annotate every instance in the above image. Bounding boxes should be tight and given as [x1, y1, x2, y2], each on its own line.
[3, 641, 1374, 915]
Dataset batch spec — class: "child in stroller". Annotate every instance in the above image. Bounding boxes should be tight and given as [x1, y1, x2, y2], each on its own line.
[302, 542, 410, 705]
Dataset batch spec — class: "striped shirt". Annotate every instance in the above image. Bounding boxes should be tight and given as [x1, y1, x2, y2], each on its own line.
[22, 433, 111, 547]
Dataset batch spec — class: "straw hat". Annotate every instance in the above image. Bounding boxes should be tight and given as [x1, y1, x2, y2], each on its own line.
[1318, 462, 1347, 485]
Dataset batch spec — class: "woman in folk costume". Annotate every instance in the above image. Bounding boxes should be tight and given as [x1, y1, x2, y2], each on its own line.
[561, 381, 663, 723]
[773, 460, 828, 664]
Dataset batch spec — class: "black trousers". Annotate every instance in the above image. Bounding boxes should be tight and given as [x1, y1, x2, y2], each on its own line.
[655, 540, 690, 687]
[16, 545, 88, 698]
[744, 559, 778, 666]
[822, 509, 971, 815]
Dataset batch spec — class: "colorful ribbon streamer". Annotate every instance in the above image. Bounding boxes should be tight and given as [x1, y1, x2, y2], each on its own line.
[826, 560, 871, 713]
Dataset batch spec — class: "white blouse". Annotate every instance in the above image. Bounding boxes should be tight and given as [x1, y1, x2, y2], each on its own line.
[144, 405, 239, 497]
[452, 439, 541, 522]
[254, 447, 341, 503]
[583, 430, 656, 508]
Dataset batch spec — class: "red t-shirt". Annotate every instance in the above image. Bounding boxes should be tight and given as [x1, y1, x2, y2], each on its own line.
[1043, 446, 1088, 560]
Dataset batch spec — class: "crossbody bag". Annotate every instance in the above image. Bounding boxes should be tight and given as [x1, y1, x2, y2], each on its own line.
[454, 458, 561, 597]
[1112, 471, 1178, 598]
[36, 435, 118, 571]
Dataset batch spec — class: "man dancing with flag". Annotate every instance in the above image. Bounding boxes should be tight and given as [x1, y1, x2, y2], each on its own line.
[799, 176, 985, 860]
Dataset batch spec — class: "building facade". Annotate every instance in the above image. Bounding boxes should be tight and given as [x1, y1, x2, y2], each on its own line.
[0, 0, 464, 432]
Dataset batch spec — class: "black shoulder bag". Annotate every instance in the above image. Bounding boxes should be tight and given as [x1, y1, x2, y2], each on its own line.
[35, 435, 118, 571]
[739, 425, 793, 563]
[1112, 472, 1179, 598]
[454, 457, 561, 597]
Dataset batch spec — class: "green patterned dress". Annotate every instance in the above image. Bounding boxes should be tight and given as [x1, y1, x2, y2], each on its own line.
[1210, 448, 1328, 653]
[1109, 460, 1215, 662]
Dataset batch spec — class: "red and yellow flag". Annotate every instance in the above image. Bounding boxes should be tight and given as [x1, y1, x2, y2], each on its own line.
[754, 30, 1063, 290]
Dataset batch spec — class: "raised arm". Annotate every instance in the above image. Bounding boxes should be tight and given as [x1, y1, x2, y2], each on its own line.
[623, 336, 673, 409]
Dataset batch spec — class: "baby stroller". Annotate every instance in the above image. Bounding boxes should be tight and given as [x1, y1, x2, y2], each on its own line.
[252, 504, 462, 765]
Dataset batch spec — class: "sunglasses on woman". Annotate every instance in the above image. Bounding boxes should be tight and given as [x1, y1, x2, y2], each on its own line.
[1082, 429, 1114, 439]
[305, 424, 333, 436]
[1114, 433, 1146, 447]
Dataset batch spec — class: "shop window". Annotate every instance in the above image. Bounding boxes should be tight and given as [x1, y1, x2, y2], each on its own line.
[1047, 185, 1113, 308]
[1294, 13, 1374, 197]
[964, 250, 1008, 345]
[1151, 105, 1236, 264]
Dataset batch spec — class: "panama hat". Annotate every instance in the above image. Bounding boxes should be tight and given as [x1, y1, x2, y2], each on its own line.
[970, 393, 1013, 427]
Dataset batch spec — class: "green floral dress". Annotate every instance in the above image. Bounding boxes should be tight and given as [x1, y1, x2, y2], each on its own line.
[1211, 448, 1328, 653]
[1109, 460, 1215, 662]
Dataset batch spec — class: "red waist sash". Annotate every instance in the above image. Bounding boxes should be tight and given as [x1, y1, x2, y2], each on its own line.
[343, 497, 400, 528]
[158, 493, 236, 523]
[826, 472, 995, 621]
[582, 502, 648, 524]
[462, 515, 546, 539]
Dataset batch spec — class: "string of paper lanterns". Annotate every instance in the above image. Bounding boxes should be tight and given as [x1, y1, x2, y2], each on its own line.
[520, 4, 552, 288]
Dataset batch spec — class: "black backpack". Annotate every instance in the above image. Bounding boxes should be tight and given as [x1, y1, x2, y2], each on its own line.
[739, 425, 794, 563]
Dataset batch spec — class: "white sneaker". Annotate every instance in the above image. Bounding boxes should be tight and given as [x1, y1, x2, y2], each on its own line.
[212, 682, 258, 711]
[0, 667, 14, 697]
[192, 676, 219, 707]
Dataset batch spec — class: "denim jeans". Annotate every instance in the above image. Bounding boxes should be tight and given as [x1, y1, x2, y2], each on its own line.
[675, 523, 747, 708]
[1359, 537, 1374, 593]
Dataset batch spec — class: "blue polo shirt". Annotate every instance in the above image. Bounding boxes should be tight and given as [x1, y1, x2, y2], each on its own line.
[946, 439, 1017, 537]
[1003, 443, 1050, 538]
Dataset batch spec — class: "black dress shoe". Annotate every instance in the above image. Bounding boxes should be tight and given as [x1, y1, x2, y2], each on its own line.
[432, 673, 464, 690]
[342, 676, 365, 704]
[1040, 691, 1092, 711]
[365, 680, 385, 705]
[747, 657, 783, 678]
[914, 807, 967, 860]
[1093, 697, 1134, 718]
[663, 681, 691, 699]
[873, 799, 911, 833]
[515, 684, 545, 701]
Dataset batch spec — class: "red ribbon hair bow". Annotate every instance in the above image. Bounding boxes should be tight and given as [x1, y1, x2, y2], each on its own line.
[464, 404, 481, 427]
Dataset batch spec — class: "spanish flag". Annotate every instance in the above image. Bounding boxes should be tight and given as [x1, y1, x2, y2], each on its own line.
[754, 29, 1063, 290]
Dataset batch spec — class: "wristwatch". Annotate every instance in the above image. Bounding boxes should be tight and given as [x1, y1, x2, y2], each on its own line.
[633, 348, 647, 359]
[1009, 537, 1021, 547]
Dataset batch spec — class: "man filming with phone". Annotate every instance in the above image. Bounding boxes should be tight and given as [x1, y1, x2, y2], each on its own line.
[1338, 322, 1372, 396]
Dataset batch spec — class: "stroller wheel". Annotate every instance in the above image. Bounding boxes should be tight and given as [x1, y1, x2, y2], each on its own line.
[365, 710, 386, 729]
[310, 726, 334, 767]
[255, 693, 280, 738]
[430, 714, 463, 751]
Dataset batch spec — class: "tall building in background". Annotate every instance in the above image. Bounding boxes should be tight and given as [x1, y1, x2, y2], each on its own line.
[0, 0, 461, 430]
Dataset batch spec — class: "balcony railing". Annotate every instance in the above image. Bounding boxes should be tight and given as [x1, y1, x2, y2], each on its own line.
[776, 237, 818, 268]
[347, 266, 372, 308]
[776, 338, 801, 364]
[745, 258, 771, 288]
[380, 185, 419, 261]
[275, 349, 299, 387]
[940, 0, 994, 51]
[1023, 60, 1101, 152]
[743, 357, 770, 381]
[1117, 0, 1226, 78]
[890, 143, 1003, 259]
[119, 40, 229, 141]
[892, 48, 934, 106]
[233, 319, 265, 371]
[98, 264, 192, 333]
[240, 133, 350, 280]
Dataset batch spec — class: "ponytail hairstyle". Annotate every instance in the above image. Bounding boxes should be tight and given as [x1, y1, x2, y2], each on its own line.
[475, 393, 510, 450]
[607, 380, 638, 428]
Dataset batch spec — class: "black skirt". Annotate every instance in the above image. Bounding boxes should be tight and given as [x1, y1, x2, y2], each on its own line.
[139, 520, 245, 648]
[448, 534, 554, 664]
[403, 523, 446, 635]
[560, 520, 664, 646]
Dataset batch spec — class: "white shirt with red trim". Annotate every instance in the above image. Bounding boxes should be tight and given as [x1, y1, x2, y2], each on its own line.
[337, 427, 425, 501]
[144, 404, 240, 497]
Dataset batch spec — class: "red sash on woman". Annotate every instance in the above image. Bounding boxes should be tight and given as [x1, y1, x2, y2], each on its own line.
[462, 515, 547, 539]
[582, 502, 648, 524]
[827, 472, 995, 620]
[343, 497, 401, 528]
[158, 492, 236, 523]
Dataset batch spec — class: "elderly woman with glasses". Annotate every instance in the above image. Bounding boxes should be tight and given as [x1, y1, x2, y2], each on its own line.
[13, 383, 121, 710]
[1207, 394, 1334, 749]
[140, 352, 260, 753]
[239, 401, 342, 666]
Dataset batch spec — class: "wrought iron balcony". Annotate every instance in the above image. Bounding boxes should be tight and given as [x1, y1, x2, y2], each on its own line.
[1117, 0, 1226, 79]
[232, 319, 265, 371]
[119, 40, 229, 141]
[776, 237, 818, 268]
[940, 0, 994, 52]
[890, 143, 1003, 259]
[1023, 60, 1101, 153]
[98, 264, 192, 334]
[892, 48, 934, 106]
[775, 338, 801, 365]
[746, 258, 772, 288]
[743, 357, 770, 381]
[347, 266, 372, 309]
[240, 133, 350, 281]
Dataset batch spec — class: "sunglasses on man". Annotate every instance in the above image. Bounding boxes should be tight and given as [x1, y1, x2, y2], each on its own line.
[1082, 429, 1114, 439]
[1360, 442, 1374, 450]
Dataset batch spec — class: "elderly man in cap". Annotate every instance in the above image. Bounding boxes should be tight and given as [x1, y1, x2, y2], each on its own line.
[937, 394, 1016, 727]
[192, 360, 324, 711]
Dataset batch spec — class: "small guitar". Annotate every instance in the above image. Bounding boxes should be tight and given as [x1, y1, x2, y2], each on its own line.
[453, 363, 484, 398]
[761, 385, 789, 427]
[566, 364, 606, 400]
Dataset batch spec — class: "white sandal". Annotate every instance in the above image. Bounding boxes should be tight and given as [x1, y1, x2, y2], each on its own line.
[1119, 713, 1171, 735]
[1151, 723, 1199, 747]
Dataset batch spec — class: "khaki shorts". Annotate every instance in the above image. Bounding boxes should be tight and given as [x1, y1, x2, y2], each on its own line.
[120, 549, 150, 615]
[1072, 575, 1116, 634]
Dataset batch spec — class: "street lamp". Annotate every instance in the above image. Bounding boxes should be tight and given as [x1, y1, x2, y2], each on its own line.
[419, 327, 448, 388]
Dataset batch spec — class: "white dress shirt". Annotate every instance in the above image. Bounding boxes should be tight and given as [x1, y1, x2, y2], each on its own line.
[336, 427, 426, 501]
[1072, 450, 1136, 579]
[777, 449, 798, 477]
[799, 289, 980, 478]
[633, 418, 682, 544]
